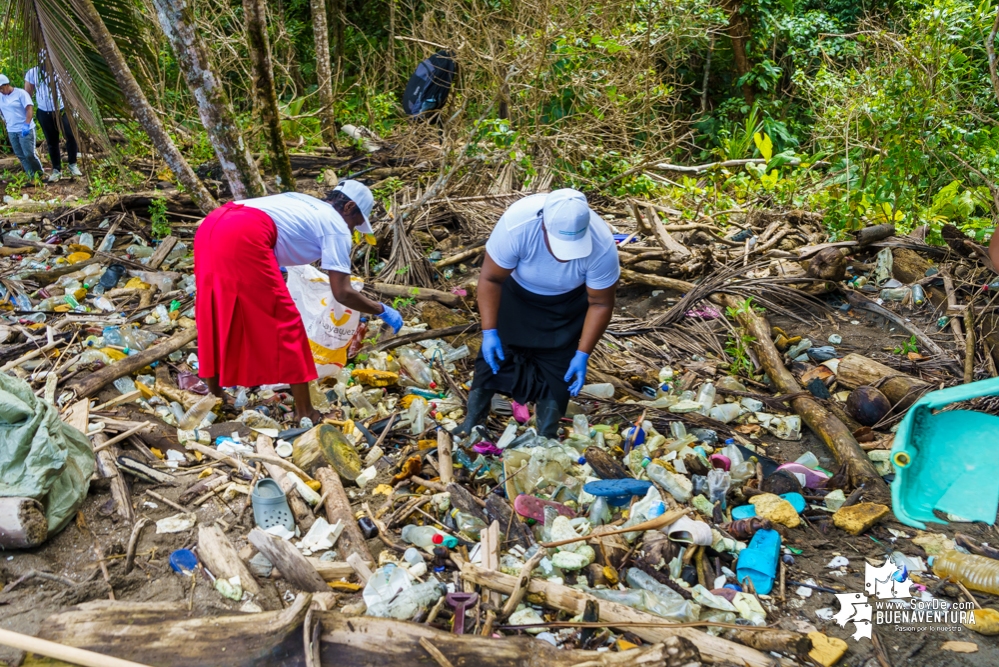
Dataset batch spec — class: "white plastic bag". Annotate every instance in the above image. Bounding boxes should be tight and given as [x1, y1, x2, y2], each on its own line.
[286, 265, 362, 377]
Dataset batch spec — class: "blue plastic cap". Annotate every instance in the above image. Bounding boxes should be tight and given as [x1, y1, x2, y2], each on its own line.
[578, 457, 586, 465]
[169, 548, 198, 575]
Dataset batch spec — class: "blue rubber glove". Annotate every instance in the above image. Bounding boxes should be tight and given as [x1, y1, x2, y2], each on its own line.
[564, 350, 590, 397]
[20, 128, 29, 137]
[376, 303, 403, 333]
[481, 329, 505, 374]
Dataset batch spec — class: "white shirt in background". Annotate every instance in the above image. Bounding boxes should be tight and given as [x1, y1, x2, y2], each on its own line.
[0, 88, 34, 133]
[24, 67, 62, 113]
[485, 193, 620, 296]
[240, 193, 353, 273]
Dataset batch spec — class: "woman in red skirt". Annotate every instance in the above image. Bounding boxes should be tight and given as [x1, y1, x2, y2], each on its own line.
[194, 180, 403, 424]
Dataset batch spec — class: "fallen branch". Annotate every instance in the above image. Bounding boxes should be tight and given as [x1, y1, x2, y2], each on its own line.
[370, 282, 464, 307]
[0, 627, 152, 667]
[65, 327, 198, 398]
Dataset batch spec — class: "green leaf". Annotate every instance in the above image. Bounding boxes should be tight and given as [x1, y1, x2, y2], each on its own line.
[753, 132, 773, 162]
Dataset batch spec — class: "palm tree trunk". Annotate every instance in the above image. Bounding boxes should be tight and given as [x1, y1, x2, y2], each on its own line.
[70, 0, 218, 214]
[310, 0, 337, 145]
[243, 0, 295, 190]
[151, 0, 267, 200]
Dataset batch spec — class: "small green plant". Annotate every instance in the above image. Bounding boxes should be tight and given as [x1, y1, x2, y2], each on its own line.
[392, 295, 416, 310]
[5, 171, 28, 198]
[725, 296, 765, 319]
[725, 330, 757, 376]
[394, 265, 409, 276]
[149, 197, 170, 238]
[893, 335, 919, 355]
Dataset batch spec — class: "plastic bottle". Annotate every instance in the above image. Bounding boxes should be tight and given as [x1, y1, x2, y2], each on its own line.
[880, 287, 911, 302]
[113, 377, 137, 395]
[670, 421, 687, 440]
[346, 319, 368, 358]
[346, 384, 376, 416]
[97, 233, 116, 253]
[795, 451, 820, 469]
[409, 396, 429, 434]
[496, 420, 519, 449]
[709, 403, 741, 423]
[931, 552, 999, 595]
[178, 395, 219, 430]
[310, 380, 331, 413]
[236, 409, 282, 430]
[647, 463, 692, 503]
[911, 284, 926, 306]
[397, 348, 433, 388]
[707, 468, 731, 507]
[451, 509, 487, 540]
[401, 525, 457, 549]
[386, 580, 446, 620]
[572, 413, 590, 438]
[589, 496, 612, 525]
[696, 382, 716, 414]
[78, 232, 94, 248]
[579, 383, 614, 399]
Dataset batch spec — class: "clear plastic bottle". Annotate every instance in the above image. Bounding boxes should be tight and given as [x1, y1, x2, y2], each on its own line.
[400, 525, 457, 549]
[707, 468, 731, 506]
[580, 383, 614, 398]
[310, 380, 331, 413]
[113, 377, 137, 394]
[346, 384, 376, 417]
[572, 413, 590, 439]
[696, 382, 716, 415]
[709, 403, 741, 423]
[795, 451, 820, 469]
[386, 580, 446, 620]
[588, 496, 611, 525]
[451, 509, 487, 540]
[670, 421, 687, 440]
[408, 396, 428, 435]
[931, 552, 999, 595]
[178, 395, 219, 430]
[397, 348, 433, 388]
[648, 463, 692, 503]
[236, 409, 282, 430]
[496, 420, 519, 449]
[78, 232, 94, 249]
[880, 287, 911, 302]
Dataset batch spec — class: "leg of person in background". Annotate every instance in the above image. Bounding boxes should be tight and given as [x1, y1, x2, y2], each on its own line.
[8, 132, 30, 174]
[10, 130, 43, 177]
[36, 109, 61, 181]
[535, 396, 562, 438]
[455, 387, 495, 436]
[290, 382, 320, 425]
[60, 111, 80, 176]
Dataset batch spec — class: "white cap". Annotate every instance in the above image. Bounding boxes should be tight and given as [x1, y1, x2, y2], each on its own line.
[543, 188, 592, 261]
[332, 179, 374, 234]
[0, 75, 10, 86]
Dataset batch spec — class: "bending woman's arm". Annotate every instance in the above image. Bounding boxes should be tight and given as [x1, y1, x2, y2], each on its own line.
[576, 283, 617, 354]
[478, 252, 514, 329]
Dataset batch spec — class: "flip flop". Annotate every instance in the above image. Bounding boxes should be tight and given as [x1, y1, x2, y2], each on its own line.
[252, 479, 295, 532]
[514, 494, 577, 522]
[736, 528, 781, 595]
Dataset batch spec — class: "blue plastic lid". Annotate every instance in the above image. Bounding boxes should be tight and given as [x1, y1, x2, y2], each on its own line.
[169, 548, 198, 575]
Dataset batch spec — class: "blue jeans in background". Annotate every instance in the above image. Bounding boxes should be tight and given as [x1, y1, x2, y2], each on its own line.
[9, 128, 44, 177]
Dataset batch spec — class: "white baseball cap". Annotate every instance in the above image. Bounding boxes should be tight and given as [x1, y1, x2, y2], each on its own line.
[332, 179, 374, 234]
[543, 188, 592, 261]
[0, 75, 10, 86]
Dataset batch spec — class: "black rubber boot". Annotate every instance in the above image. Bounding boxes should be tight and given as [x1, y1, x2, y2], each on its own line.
[535, 397, 563, 438]
[454, 387, 495, 437]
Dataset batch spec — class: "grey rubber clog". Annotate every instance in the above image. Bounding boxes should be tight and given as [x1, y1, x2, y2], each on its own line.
[251, 478, 295, 532]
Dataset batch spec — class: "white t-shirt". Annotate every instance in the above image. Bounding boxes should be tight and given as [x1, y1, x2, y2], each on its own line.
[485, 193, 620, 296]
[241, 193, 352, 272]
[0, 88, 33, 133]
[24, 67, 61, 113]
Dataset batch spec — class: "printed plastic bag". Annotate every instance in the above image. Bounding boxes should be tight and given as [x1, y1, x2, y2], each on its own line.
[286, 265, 362, 377]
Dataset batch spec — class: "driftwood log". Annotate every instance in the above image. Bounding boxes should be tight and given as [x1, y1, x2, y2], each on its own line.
[26, 594, 311, 667]
[65, 327, 198, 398]
[315, 466, 375, 565]
[197, 524, 261, 596]
[856, 223, 895, 246]
[369, 282, 464, 307]
[459, 558, 792, 667]
[835, 353, 932, 411]
[318, 612, 696, 667]
[247, 528, 328, 593]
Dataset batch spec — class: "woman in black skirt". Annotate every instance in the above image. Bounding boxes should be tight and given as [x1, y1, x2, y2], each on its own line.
[458, 189, 620, 437]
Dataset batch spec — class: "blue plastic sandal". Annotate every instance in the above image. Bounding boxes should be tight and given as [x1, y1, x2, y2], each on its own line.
[736, 528, 781, 595]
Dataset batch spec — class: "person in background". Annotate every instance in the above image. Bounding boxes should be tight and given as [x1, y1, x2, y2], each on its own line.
[24, 58, 81, 182]
[0, 75, 43, 178]
[456, 189, 620, 438]
[194, 180, 404, 425]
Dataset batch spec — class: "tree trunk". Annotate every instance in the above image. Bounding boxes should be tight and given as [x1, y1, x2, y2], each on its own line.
[722, 0, 753, 104]
[243, 0, 295, 190]
[311, 0, 338, 146]
[150, 0, 267, 200]
[70, 0, 217, 214]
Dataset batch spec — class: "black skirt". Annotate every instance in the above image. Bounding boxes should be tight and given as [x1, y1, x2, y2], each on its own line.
[471, 277, 588, 413]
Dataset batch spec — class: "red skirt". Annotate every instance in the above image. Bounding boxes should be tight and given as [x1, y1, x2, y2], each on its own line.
[194, 202, 317, 387]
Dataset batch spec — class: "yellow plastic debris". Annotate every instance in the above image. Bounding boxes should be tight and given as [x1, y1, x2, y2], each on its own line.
[125, 277, 150, 289]
[306, 479, 322, 491]
[615, 638, 639, 651]
[373, 484, 394, 496]
[351, 368, 399, 387]
[965, 608, 999, 635]
[100, 347, 127, 361]
[807, 632, 847, 666]
[66, 251, 91, 264]
[150, 448, 165, 460]
[198, 468, 215, 479]
[399, 394, 419, 409]
[750, 493, 801, 528]
[328, 581, 363, 592]
[832, 502, 890, 535]
[417, 439, 437, 450]
[135, 381, 156, 399]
